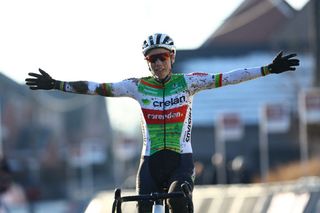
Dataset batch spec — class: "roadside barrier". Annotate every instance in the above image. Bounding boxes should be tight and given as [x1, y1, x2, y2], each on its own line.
[85, 177, 320, 213]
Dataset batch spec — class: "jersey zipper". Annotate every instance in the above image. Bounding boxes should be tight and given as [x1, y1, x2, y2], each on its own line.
[162, 82, 166, 150]
[162, 82, 168, 189]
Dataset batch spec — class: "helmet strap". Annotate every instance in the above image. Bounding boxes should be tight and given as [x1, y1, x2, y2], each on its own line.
[159, 73, 172, 83]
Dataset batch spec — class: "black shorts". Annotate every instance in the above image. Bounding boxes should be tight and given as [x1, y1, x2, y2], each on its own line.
[136, 150, 194, 212]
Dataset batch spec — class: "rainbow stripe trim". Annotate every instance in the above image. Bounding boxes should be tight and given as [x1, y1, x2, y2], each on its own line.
[215, 73, 223, 87]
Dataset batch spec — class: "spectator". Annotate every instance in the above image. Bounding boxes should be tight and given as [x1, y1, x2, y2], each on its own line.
[0, 157, 27, 212]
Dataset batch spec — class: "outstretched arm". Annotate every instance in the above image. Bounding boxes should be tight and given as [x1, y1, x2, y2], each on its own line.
[222, 51, 300, 85]
[185, 52, 300, 94]
[25, 69, 111, 96]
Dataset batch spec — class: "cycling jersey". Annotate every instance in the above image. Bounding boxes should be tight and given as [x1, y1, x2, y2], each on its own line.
[57, 67, 264, 157]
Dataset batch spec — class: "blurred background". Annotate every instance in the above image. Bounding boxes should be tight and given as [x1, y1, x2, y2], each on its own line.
[0, 0, 319, 212]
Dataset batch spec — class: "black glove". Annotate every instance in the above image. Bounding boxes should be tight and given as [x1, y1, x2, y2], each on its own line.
[25, 69, 57, 90]
[262, 51, 300, 75]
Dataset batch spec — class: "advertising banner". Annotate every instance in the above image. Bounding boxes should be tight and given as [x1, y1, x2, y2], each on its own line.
[299, 88, 320, 124]
[261, 103, 290, 133]
[217, 112, 243, 141]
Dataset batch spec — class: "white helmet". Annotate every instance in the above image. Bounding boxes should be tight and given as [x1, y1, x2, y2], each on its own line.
[142, 33, 176, 56]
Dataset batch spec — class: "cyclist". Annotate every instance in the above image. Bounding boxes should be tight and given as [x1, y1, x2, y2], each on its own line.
[25, 33, 300, 213]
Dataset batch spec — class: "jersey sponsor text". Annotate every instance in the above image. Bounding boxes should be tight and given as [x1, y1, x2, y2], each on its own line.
[153, 95, 186, 107]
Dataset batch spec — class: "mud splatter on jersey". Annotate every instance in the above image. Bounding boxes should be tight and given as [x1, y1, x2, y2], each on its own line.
[59, 67, 263, 156]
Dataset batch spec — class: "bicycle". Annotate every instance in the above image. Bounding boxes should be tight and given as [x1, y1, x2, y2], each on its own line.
[111, 182, 193, 213]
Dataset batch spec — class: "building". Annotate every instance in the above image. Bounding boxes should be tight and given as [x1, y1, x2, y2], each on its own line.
[174, 0, 314, 184]
[0, 72, 113, 200]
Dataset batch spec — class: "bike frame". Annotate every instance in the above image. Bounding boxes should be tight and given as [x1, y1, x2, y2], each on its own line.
[112, 182, 193, 213]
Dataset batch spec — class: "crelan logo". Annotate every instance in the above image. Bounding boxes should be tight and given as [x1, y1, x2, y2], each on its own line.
[153, 96, 186, 107]
[142, 99, 151, 105]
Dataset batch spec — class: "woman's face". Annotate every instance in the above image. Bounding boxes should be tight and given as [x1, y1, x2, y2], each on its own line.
[145, 48, 175, 81]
